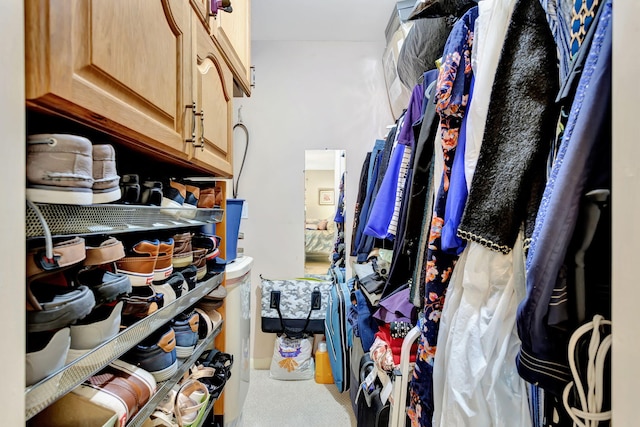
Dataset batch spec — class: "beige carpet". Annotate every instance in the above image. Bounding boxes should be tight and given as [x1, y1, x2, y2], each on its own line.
[241, 368, 356, 426]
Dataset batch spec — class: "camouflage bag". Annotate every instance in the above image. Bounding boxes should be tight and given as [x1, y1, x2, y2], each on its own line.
[260, 276, 333, 338]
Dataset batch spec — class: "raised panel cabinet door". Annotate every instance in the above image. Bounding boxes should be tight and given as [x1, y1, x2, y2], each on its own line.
[212, 0, 251, 95]
[26, 0, 192, 157]
[191, 23, 233, 177]
[190, 0, 211, 32]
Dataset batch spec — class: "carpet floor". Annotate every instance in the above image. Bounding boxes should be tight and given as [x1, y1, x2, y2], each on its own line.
[241, 368, 356, 426]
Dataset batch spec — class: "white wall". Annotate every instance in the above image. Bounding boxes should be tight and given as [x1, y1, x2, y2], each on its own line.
[612, 1, 640, 423]
[234, 40, 392, 367]
[305, 169, 335, 220]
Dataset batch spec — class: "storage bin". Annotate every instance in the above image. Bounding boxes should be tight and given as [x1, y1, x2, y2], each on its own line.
[226, 199, 244, 262]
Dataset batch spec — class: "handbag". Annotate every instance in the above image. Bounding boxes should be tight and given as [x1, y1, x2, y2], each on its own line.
[260, 276, 332, 338]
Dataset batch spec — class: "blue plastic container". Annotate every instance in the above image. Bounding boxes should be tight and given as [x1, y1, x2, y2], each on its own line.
[225, 199, 244, 262]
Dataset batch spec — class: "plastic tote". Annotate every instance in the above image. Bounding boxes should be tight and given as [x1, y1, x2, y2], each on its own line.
[226, 199, 244, 262]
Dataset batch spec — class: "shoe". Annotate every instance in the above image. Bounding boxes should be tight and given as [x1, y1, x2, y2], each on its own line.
[182, 184, 200, 219]
[171, 232, 193, 268]
[196, 349, 233, 400]
[26, 327, 71, 386]
[161, 179, 186, 217]
[192, 248, 208, 282]
[26, 236, 86, 279]
[115, 239, 160, 287]
[197, 186, 223, 208]
[91, 144, 121, 204]
[66, 301, 123, 364]
[83, 236, 125, 266]
[122, 327, 178, 382]
[27, 272, 96, 333]
[174, 264, 198, 291]
[28, 391, 119, 426]
[119, 174, 140, 204]
[26, 134, 94, 205]
[194, 307, 222, 340]
[192, 233, 221, 279]
[121, 286, 164, 326]
[76, 268, 131, 306]
[78, 237, 131, 304]
[140, 180, 164, 206]
[205, 283, 227, 301]
[171, 310, 200, 358]
[174, 379, 210, 427]
[73, 359, 156, 423]
[197, 188, 215, 209]
[154, 238, 175, 281]
[151, 272, 186, 305]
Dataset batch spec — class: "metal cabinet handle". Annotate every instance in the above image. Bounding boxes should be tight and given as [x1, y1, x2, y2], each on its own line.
[193, 110, 205, 150]
[185, 102, 196, 143]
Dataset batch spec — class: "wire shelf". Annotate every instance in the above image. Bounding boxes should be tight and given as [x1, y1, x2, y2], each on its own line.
[26, 203, 223, 239]
[126, 323, 224, 427]
[25, 272, 224, 420]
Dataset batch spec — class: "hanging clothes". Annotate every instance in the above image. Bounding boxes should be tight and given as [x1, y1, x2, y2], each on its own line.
[387, 70, 440, 301]
[350, 151, 372, 256]
[463, 0, 517, 192]
[457, 0, 560, 253]
[355, 131, 395, 262]
[516, 0, 611, 396]
[408, 7, 478, 427]
[433, 234, 532, 427]
[363, 115, 406, 240]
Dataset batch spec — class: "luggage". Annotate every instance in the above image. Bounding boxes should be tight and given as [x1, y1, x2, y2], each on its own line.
[355, 353, 390, 427]
[324, 267, 353, 392]
[260, 276, 332, 338]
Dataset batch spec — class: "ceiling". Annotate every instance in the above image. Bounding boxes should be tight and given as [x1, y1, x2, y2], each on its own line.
[251, 0, 400, 42]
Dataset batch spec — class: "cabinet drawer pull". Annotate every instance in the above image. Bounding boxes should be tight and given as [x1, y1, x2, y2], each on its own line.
[185, 102, 196, 144]
[193, 110, 205, 150]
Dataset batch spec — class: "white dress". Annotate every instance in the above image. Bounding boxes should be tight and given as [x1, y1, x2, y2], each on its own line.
[433, 234, 531, 427]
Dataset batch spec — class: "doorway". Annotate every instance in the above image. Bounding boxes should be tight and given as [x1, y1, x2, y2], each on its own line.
[304, 150, 346, 275]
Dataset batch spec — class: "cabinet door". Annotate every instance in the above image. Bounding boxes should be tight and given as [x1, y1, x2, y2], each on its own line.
[190, 20, 234, 177]
[212, 0, 251, 95]
[26, 0, 191, 158]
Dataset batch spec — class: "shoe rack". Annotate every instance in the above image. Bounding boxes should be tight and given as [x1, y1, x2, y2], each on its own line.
[25, 183, 230, 426]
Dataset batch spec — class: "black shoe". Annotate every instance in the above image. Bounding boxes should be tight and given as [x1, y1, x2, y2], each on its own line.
[140, 180, 163, 206]
[119, 174, 140, 204]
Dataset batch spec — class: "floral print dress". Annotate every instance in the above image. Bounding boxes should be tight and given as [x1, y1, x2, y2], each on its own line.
[408, 7, 478, 427]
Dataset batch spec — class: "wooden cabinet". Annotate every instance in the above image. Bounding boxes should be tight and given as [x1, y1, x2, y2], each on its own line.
[26, 0, 192, 161]
[211, 0, 252, 95]
[188, 13, 234, 176]
[25, 0, 237, 177]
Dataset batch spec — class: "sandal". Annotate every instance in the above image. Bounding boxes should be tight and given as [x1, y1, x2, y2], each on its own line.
[174, 379, 210, 427]
[197, 350, 233, 399]
[149, 390, 177, 426]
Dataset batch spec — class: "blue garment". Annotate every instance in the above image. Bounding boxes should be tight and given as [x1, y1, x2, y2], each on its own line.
[441, 76, 475, 255]
[364, 125, 406, 240]
[353, 288, 379, 353]
[516, 0, 611, 395]
[352, 139, 386, 256]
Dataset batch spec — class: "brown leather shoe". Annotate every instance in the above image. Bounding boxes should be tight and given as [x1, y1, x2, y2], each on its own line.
[192, 247, 208, 281]
[154, 239, 175, 281]
[115, 240, 159, 286]
[172, 232, 193, 268]
[197, 186, 223, 208]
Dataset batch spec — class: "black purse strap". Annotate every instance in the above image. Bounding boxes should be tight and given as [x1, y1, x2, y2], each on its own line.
[271, 286, 321, 339]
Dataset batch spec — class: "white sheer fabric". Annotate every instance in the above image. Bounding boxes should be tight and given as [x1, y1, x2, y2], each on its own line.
[433, 233, 531, 427]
